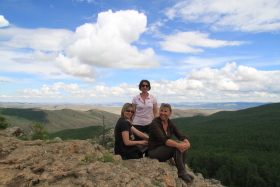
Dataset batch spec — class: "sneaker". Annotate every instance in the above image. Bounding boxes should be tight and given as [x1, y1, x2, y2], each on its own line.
[179, 174, 192, 183]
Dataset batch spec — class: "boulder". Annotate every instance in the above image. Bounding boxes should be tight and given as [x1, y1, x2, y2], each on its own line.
[3, 127, 24, 137]
[53, 137, 63, 142]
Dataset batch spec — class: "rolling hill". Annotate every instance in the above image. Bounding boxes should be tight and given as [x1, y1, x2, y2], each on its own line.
[0, 108, 120, 133]
[0, 105, 218, 134]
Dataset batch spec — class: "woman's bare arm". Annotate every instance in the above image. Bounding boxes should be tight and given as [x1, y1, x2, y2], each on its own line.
[131, 126, 149, 140]
[153, 103, 159, 118]
[122, 131, 148, 146]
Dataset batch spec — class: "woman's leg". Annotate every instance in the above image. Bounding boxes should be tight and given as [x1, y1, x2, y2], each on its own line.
[149, 145, 174, 162]
[149, 146, 188, 177]
[173, 148, 187, 176]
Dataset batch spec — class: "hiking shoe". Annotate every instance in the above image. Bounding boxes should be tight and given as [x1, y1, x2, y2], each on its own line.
[179, 174, 192, 183]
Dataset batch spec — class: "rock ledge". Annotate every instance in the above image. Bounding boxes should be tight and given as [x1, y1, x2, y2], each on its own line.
[0, 132, 223, 187]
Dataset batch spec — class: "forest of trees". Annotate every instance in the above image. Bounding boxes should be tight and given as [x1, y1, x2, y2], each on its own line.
[49, 125, 110, 140]
[0, 108, 48, 123]
[173, 103, 280, 187]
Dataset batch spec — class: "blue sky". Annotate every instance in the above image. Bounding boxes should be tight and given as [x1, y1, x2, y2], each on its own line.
[0, 0, 280, 104]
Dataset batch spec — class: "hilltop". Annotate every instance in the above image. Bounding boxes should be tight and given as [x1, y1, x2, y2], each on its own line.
[0, 108, 119, 133]
[0, 129, 223, 187]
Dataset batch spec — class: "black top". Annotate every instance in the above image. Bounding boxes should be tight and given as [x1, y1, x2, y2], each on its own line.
[148, 117, 188, 150]
[114, 117, 132, 158]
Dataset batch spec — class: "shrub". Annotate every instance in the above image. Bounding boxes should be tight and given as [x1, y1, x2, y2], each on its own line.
[29, 123, 50, 140]
[0, 116, 11, 130]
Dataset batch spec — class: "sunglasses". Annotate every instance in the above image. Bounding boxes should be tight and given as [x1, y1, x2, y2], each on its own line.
[141, 85, 150, 88]
[126, 110, 134, 114]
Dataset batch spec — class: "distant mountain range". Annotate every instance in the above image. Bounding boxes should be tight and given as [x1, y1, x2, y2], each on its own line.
[170, 102, 272, 110]
[0, 101, 272, 111]
[0, 106, 217, 134]
[0, 101, 275, 135]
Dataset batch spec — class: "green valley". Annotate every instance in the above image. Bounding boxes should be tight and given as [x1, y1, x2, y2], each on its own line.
[0, 108, 119, 133]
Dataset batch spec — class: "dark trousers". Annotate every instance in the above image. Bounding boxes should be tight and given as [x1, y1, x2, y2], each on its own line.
[132, 125, 150, 140]
[148, 145, 187, 176]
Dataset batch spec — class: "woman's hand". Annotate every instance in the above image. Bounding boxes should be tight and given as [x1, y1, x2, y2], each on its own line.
[176, 142, 190, 153]
[139, 141, 148, 145]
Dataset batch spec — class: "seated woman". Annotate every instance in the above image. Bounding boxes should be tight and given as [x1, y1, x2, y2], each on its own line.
[114, 103, 149, 159]
[148, 103, 194, 183]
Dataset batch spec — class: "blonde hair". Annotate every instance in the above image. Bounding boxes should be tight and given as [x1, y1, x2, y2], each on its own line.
[121, 103, 134, 120]
[160, 103, 172, 112]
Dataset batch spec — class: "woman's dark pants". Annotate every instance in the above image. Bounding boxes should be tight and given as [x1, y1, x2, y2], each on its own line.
[132, 125, 150, 140]
[148, 145, 187, 176]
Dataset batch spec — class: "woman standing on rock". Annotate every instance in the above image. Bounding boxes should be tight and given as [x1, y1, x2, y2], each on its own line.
[114, 103, 149, 159]
[148, 103, 194, 183]
[132, 79, 159, 140]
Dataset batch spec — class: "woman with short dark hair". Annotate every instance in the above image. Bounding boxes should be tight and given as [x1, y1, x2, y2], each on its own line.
[148, 103, 194, 183]
[132, 79, 159, 140]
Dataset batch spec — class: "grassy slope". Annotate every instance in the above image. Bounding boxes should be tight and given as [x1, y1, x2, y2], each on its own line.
[0, 108, 119, 133]
[0, 105, 217, 134]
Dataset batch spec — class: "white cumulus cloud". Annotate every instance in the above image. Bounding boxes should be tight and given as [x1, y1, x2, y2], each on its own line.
[12, 62, 280, 103]
[55, 54, 96, 78]
[61, 10, 159, 69]
[235, 65, 268, 82]
[0, 10, 160, 81]
[0, 15, 9, 27]
[188, 67, 218, 80]
[187, 62, 276, 92]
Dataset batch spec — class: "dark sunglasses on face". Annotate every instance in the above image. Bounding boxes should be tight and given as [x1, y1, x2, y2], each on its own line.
[126, 110, 134, 113]
[141, 85, 150, 88]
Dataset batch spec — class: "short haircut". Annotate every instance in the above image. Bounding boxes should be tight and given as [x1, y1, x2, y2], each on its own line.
[138, 79, 151, 91]
[160, 103, 172, 112]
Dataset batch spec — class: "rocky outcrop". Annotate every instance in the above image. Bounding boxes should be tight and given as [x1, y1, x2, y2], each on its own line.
[2, 126, 24, 137]
[0, 132, 223, 187]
